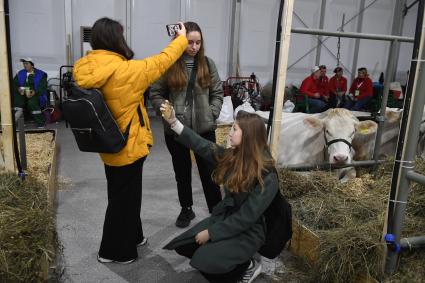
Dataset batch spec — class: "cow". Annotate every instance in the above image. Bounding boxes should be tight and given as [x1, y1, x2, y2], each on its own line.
[255, 108, 402, 181]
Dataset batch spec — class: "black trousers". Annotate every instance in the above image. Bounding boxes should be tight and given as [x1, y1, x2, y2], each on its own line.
[99, 157, 146, 261]
[165, 131, 222, 212]
[176, 242, 250, 283]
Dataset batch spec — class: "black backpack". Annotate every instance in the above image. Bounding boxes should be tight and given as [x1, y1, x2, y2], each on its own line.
[63, 84, 140, 153]
[231, 171, 292, 259]
[258, 188, 292, 259]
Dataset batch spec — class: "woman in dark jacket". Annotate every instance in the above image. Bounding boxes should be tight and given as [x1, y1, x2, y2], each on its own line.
[160, 106, 278, 283]
[150, 22, 223, 228]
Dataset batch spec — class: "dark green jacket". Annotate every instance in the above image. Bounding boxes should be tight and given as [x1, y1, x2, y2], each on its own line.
[163, 127, 278, 274]
[149, 56, 223, 135]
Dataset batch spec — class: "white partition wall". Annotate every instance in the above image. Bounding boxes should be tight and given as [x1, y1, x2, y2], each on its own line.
[184, 0, 233, 80]
[70, 0, 126, 63]
[238, 0, 280, 84]
[7, 0, 420, 86]
[130, 0, 181, 59]
[9, 0, 67, 78]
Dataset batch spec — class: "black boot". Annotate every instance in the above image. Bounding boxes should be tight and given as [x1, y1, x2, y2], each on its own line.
[175, 207, 195, 228]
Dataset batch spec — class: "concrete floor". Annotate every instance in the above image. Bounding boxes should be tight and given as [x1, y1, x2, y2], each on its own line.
[52, 116, 277, 283]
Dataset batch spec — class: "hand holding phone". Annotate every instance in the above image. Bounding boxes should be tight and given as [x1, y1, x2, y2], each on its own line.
[166, 22, 186, 37]
[166, 24, 180, 37]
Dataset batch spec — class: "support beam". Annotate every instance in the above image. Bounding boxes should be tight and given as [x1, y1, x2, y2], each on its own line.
[0, 0, 15, 171]
[291, 28, 414, 43]
[390, 0, 408, 81]
[385, 0, 425, 274]
[228, 0, 241, 76]
[373, 40, 397, 163]
[315, 0, 326, 66]
[351, 0, 365, 82]
[269, 0, 294, 159]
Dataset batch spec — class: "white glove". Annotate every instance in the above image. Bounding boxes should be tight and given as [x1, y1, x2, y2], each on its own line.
[160, 100, 176, 124]
[160, 100, 184, 134]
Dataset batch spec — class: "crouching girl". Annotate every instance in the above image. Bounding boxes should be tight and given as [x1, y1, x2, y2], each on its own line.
[161, 104, 278, 283]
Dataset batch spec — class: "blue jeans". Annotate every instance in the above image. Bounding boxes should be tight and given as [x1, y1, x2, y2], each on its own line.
[344, 96, 372, 111]
[308, 98, 328, 113]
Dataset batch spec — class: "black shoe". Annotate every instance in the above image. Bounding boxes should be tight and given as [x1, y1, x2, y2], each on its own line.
[175, 207, 195, 228]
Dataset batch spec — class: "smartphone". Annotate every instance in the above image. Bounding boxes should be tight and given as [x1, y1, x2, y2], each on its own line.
[166, 24, 181, 37]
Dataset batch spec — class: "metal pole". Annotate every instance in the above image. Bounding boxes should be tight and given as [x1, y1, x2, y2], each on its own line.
[390, 0, 408, 81]
[405, 170, 425, 185]
[385, 1, 425, 274]
[315, 0, 326, 66]
[400, 236, 425, 251]
[282, 160, 382, 171]
[228, 0, 241, 76]
[291, 28, 414, 42]
[16, 112, 27, 170]
[351, 0, 365, 83]
[269, 0, 295, 159]
[373, 40, 397, 163]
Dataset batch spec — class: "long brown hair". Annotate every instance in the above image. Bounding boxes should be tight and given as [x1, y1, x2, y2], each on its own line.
[166, 21, 210, 91]
[90, 17, 134, 60]
[213, 112, 276, 193]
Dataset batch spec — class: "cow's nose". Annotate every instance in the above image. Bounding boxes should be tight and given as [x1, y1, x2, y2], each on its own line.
[333, 154, 348, 163]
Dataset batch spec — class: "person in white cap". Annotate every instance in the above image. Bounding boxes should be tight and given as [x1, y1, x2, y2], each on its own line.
[299, 66, 327, 113]
[13, 57, 48, 128]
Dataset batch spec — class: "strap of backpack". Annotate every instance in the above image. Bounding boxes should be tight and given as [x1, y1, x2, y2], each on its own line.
[185, 57, 198, 107]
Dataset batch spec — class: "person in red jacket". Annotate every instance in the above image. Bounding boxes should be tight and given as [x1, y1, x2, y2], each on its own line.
[345, 67, 373, 111]
[317, 65, 329, 100]
[299, 66, 328, 113]
[329, 66, 347, 108]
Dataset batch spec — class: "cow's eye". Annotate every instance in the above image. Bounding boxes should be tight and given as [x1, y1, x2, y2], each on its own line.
[325, 129, 330, 135]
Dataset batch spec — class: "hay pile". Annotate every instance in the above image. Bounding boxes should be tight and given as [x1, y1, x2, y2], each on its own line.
[276, 159, 425, 283]
[0, 132, 56, 282]
[0, 173, 56, 282]
[23, 132, 55, 187]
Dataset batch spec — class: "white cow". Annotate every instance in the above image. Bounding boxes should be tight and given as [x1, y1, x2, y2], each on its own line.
[256, 108, 402, 181]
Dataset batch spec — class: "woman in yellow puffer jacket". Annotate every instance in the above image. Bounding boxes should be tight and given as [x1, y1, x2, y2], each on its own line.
[72, 17, 188, 264]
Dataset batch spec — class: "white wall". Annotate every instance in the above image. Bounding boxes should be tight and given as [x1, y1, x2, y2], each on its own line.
[238, 0, 280, 84]
[9, 0, 67, 79]
[7, 0, 419, 88]
[70, 0, 126, 62]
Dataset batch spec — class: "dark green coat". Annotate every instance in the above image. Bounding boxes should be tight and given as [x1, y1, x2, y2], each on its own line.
[163, 127, 278, 274]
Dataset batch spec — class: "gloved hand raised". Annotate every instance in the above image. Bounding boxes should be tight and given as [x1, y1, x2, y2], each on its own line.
[160, 100, 177, 126]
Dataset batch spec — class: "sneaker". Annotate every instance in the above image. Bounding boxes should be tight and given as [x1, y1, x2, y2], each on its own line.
[175, 207, 195, 228]
[137, 237, 148, 247]
[97, 254, 136, 264]
[237, 258, 262, 283]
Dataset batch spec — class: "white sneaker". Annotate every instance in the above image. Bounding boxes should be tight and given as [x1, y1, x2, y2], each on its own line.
[237, 258, 262, 283]
[97, 254, 136, 264]
[137, 237, 148, 247]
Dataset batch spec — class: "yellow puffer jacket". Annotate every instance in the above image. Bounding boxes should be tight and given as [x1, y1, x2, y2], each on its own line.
[73, 35, 188, 166]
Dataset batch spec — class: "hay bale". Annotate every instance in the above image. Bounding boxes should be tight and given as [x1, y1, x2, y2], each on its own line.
[0, 173, 56, 282]
[277, 158, 425, 282]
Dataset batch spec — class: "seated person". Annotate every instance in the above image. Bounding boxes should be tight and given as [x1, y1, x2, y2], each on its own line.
[13, 57, 47, 127]
[345, 67, 373, 111]
[299, 66, 328, 113]
[317, 64, 330, 102]
[328, 66, 347, 108]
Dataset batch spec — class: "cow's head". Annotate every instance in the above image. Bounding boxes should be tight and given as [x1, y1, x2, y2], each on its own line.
[303, 109, 378, 165]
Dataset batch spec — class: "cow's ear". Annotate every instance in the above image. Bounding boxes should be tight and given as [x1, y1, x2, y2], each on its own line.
[356, 120, 378, 135]
[303, 117, 323, 129]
